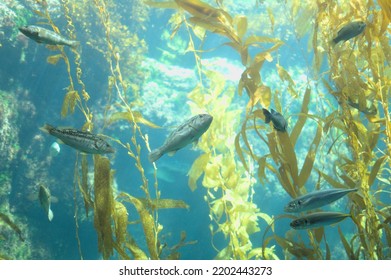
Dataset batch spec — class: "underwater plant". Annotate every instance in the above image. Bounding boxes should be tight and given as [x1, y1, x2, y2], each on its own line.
[3, 0, 391, 260]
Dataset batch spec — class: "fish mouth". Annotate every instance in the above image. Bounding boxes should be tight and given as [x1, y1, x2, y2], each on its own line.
[18, 26, 29, 33]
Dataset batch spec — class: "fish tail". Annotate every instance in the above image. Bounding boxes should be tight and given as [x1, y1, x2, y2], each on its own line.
[148, 149, 163, 163]
[69, 40, 80, 49]
[39, 124, 55, 134]
[48, 209, 54, 222]
[262, 108, 271, 123]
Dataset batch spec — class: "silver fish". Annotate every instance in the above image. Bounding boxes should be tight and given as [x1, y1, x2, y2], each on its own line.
[39, 185, 53, 222]
[148, 114, 213, 162]
[290, 212, 351, 230]
[40, 124, 114, 154]
[332, 21, 366, 45]
[263, 108, 287, 132]
[19, 25, 79, 48]
[284, 188, 357, 213]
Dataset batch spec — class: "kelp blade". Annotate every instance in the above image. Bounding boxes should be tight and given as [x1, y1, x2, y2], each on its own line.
[93, 155, 114, 259]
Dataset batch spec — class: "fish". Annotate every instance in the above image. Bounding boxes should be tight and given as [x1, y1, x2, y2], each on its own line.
[262, 108, 287, 132]
[347, 99, 377, 115]
[18, 25, 79, 48]
[148, 114, 213, 162]
[39, 184, 54, 222]
[284, 188, 357, 213]
[290, 211, 351, 230]
[332, 21, 366, 45]
[40, 124, 114, 154]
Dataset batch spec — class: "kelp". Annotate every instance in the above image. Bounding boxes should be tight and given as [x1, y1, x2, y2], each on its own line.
[93, 155, 114, 259]
[118, 193, 160, 260]
[0, 213, 24, 242]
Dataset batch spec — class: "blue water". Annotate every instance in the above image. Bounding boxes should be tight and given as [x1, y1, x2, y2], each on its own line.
[0, 0, 390, 260]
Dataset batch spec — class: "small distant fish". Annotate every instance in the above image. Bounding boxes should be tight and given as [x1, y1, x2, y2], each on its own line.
[348, 99, 377, 115]
[290, 212, 351, 230]
[40, 124, 114, 154]
[262, 108, 287, 132]
[284, 188, 357, 213]
[39, 185, 53, 222]
[18, 25, 79, 48]
[148, 114, 213, 162]
[332, 21, 366, 45]
[49, 142, 61, 157]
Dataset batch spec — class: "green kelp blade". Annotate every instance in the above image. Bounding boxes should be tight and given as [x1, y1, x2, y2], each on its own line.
[79, 154, 93, 217]
[277, 131, 300, 193]
[113, 201, 128, 245]
[317, 169, 346, 189]
[290, 87, 311, 146]
[188, 153, 210, 191]
[138, 198, 189, 210]
[298, 122, 322, 187]
[145, 0, 178, 9]
[0, 213, 24, 241]
[274, 235, 317, 259]
[338, 226, 356, 259]
[93, 155, 114, 259]
[108, 111, 160, 128]
[61, 90, 80, 118]
[124, 237, 149, 260]
[368, 155, 386, 188]
[119, 193, 159, 260]
[47, 54, 63, 65]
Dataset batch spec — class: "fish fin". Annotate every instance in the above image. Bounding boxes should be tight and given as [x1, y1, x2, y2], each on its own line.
[48, 209, 54, 222]
[148, 149, 163, 162]
[262, 108, 271, 123]
[39, 124, 54, 134]
[56, 139, 65, 145]
[167, 151, 176, 156]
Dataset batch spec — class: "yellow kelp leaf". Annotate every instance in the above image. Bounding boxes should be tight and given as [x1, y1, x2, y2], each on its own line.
[249, 246, 279, 260]
[379, 0, 391, 24]
[277, 132, 299, 189]
[235, 15, 247, 39]
[176, 0, 233, 28]
[248, 85, 271, 111]
[79, 154, 93, 217]
[314, 227, 324, 243]
[298, 122, 322, 187]
[290, 87, 311, 146]
[108, 111, 160, 128]
[215, 245, 233, 259]
[119, 193, 159, 259]
[144, 0, 178, 9]
[93, 155, 114, 259]
[317, 170, 346, 189]
[188, 153, 210, 191]
[276, 64, 297, 98]
[244, 35, 283, 47]
[113, 201, 128, 245]
[368, 155, 386, 188]
[204, 70, 225, 98]
[139, 198, 189, 210]
[46, 54, 63, 65]
[338, 226, 355, 259]
[267, 7, 275, 33]
[61, 90, 80, 118]
[125, 237, 149, 260]
[0, 213, 24, 241]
